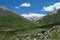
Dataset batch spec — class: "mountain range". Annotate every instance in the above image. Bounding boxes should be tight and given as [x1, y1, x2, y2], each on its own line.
[0, 6, 60, 40]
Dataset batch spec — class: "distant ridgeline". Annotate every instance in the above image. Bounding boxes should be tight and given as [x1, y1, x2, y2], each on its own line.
[0, 6, 9, 11]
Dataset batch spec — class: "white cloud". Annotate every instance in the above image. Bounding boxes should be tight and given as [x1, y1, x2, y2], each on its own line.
[20, 3, 31, 7]
[43, 5, 54, 12]
[42, 2, 60, 12]
[53, 2, 60, 9]
[15, 6, 19, 9]
[21, 13, 46, 21]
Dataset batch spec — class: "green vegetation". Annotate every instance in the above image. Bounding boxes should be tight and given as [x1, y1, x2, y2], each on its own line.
[0, 7, 37, 31]
[0, 6, 60, 40]
[37, 9, 60, 27]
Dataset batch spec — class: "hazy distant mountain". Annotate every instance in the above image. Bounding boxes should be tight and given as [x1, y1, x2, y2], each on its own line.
[21, 13, 46, 22]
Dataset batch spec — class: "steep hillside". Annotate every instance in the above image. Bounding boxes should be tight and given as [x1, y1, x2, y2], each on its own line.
[34, 9, 60, 40]
[37, 9, 60, 27]
[0, 6, 37, 31]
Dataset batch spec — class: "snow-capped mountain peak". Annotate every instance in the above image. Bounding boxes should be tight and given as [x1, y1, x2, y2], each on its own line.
[21, 13, 46, 22]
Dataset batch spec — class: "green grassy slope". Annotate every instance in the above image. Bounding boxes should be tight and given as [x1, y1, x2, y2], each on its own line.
[0, 6, 37, 31]
[35, 9, 60, 40]
[37, 9, 60, 27]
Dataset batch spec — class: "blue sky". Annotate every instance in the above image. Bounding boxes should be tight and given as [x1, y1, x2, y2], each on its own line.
[0, 0, 60, 14]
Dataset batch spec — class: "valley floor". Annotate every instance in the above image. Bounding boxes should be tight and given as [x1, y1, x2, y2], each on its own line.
[0, 25, 60, 40]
